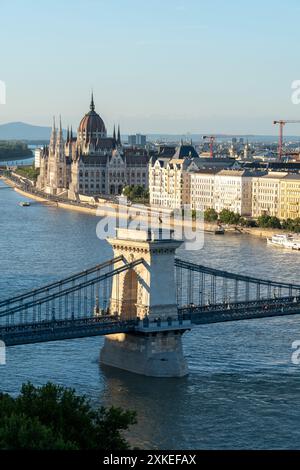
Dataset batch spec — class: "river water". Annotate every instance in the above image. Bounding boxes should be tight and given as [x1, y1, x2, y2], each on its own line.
[1, 178, 300, 449]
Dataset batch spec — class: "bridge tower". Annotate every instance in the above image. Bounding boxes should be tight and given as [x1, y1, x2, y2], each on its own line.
[100, 228, 189, 377]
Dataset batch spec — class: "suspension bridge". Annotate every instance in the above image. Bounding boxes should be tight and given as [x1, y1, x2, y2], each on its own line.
[1, 228, 300, 376]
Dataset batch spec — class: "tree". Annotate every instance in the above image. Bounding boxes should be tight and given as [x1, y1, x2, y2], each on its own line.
[204, 208, 218, 223]
[219, 209, 241, 225]
[0, 382, 136, 450]
[122, 185, 149, 202]
[282, 218, 300, 233]
[15, 165, 40, 182]
[257, 215, 281, 229]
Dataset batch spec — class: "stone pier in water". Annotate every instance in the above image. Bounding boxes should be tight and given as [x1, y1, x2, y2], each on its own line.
[100, 228, 190, 377]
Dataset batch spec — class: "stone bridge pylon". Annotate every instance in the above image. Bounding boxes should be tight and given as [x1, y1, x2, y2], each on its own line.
[100, 228, 190, 377]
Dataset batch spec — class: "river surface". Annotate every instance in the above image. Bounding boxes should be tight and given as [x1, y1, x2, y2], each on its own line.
[1, 178, 300, 449]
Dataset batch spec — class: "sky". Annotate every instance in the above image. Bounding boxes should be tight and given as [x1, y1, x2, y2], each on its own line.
[1, 0, 300, 135]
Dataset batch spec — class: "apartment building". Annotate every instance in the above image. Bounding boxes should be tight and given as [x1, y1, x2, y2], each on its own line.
[189, 169, 217, 211]
[279, 173, 300, 219]
[149, 143, 200, 209]
[252, 172, 288, 218]
[214, 170, 256, 216]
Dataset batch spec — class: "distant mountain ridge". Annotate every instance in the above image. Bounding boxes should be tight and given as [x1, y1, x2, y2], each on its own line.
[0, 122, 67, 141]
[0, 121, 297, 143]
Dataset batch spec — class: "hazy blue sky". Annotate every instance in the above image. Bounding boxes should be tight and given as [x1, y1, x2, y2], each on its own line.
[1, 0, 300, 134]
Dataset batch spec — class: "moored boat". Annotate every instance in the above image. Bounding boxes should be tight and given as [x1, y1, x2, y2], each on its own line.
[267, 234, 300, 250]
[19, 201, 31, 207]
[214, 226, 225, 235]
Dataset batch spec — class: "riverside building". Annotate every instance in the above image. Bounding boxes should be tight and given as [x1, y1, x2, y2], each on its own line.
[37, 94, 149, 198]
[149, 143, 201, 209]
[252, 172, 288, 218]
[150, 154, 262, 216]
[213, 169, 257, 216]
[280, 174, 300, 219]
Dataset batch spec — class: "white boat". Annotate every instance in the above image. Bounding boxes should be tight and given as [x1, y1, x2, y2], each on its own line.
[267, 234, 300, 250]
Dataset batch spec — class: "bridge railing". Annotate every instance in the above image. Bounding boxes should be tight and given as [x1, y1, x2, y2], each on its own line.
[2, 255, 300, 332]
[0, 258, 144, 327]
[0, 256, 125, 311]
[175, 258, 300, 308]
[178, 295, 300, 325]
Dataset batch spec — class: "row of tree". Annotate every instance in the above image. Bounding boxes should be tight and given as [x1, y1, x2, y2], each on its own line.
[14, 164, 40, 181]
[203, 208, 300, 232]
[204, 208, 241, 225]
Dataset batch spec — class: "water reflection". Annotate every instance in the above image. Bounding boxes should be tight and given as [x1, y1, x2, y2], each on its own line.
[100, 364, 189, 449]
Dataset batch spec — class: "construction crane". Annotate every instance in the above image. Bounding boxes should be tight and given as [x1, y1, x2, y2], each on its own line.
[202, 135, 216, 158]
[273, 120, 300, 160]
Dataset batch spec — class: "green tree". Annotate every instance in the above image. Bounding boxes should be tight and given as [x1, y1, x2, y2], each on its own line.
[282, 218, 300, 233]
[122, 185, 149, 202]
[257, 215, 281, 229]
[219, 209, 241, 225]
[204, 208, 218, 222]
[15, 165, 40, 182]
[0, 382, 136, 450]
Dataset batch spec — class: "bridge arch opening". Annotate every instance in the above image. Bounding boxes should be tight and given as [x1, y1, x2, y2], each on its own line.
[120, 268, 138, 320]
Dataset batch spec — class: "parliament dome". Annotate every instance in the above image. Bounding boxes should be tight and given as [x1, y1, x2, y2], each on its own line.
[78, 94, 107, 140]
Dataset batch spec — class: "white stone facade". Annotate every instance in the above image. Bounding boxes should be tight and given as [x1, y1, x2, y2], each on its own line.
[108, 228, 182, 320]
[150, 158, 260, 216]
[149, 144, 201, 209]
[214, 170, 254, 216]
[189, 170, 217, 211]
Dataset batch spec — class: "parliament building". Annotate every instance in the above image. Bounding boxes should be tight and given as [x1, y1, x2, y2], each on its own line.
[37, 94, 149, 198]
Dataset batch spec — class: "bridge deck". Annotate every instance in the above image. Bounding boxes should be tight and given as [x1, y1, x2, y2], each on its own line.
[180, 298, 300, 325]
[0, 317, 137, 346]
[1, 297, 300, 346]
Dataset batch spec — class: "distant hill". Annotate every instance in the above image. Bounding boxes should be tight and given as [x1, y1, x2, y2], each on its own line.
[0, 122, 67, 141]
[0, 122, 297, 144]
